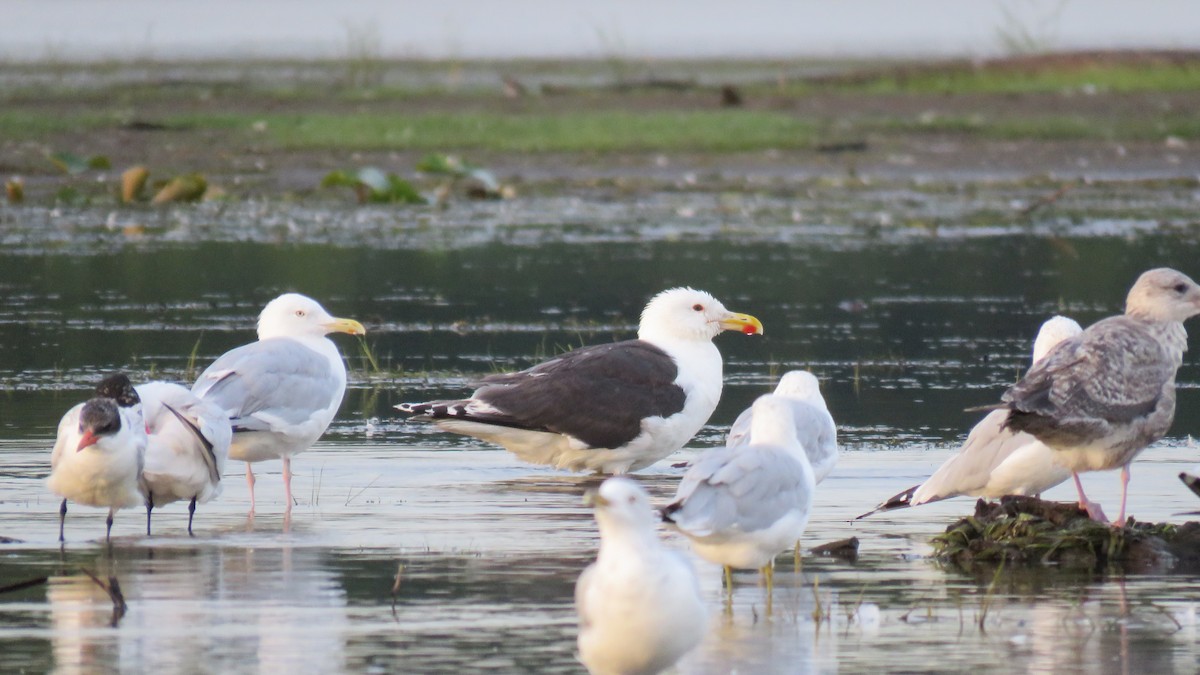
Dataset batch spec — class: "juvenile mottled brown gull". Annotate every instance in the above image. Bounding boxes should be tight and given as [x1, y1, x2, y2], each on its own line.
[575, 477, 707, 675]
[137, 381, 232, 535]
[858, 316, 1082, 519]
[988, 268, 1200, 524]
[48, 374, 147, 543]
[192, 293, 365, 514]
[662, 394, 816, 591]
[726, 370, 838, 484]
[397, 287, 763, 474]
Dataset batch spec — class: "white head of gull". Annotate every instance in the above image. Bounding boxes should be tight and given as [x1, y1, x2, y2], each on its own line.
[999, 268, 1200, 524]
[575, 477, 707, 675]
[726, 370, 838, 484]
[664, 394, 816, 592]
[192, 293, 364, 515]
[858, 315, 1083, 519]
[397, 287, 763, 474]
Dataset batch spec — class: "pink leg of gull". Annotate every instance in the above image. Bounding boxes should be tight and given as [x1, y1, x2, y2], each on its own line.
[1113, 464, 1131, 527]
[1072, 471, 1108, 522]
[282, 456, 293, 513]
[245, 462, 256, 513]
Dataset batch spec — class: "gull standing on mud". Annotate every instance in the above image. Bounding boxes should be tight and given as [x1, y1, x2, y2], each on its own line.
[984, 268, 1200, 524]
[726, 370, 838, 484]
[137, 381, 231, 535]
[858, 316, 1082, 519]
[47, 374, 147, 543]
[576, 477, 707, 675]
[662, 395, 816, 591]
[397, 287, 763, 474]
[192, 293, 365, 514]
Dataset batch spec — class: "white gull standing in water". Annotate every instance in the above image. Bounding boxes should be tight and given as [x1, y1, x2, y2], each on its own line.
[397, 287, 763, 474]
[987, 268, 1200, 524]
[137, 381, 232, 535]
[726, 370, 837, 484]
[575, 477, 707, 675]
[192, 294, 365, 514]
[47, 374, 147, 543]
[662, 394, 816, 591]
[858, 316, 1082, 519]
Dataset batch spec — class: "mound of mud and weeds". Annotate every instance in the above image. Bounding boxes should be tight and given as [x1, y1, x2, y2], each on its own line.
[932, 495, 1200, 574]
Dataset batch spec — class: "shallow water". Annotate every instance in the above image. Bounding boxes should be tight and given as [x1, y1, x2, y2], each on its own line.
[3, 202, 1200, 672]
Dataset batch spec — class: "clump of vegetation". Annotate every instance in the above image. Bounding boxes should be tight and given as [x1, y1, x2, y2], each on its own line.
[321, 167, 425, 204]
[932, 496, 1200, 574]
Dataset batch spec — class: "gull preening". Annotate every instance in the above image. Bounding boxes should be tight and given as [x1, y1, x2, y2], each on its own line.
[192, 293, 365, 513]
[990, 268, 1200, 524]
[575, 477, 707, 675]
[47, 374, 147, 543]
[726, 370, 838, 484]
[663, 394, 816, 589]
[397, 287, 763, 474]
[858, 316, 1082, 519]
[137, 381, 232, 535]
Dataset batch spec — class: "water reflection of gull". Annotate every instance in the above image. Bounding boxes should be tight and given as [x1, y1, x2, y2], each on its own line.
[858, 316, 1081, 519]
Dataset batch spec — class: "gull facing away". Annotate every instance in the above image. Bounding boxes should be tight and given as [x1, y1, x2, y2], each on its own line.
[987, 268, 1200, 524]
[192, 293, 365, 513]
[47, 374, 147, 543]
[858, 316, 1082, 519]
[576, 477, 708, 675]
[397, 287, 763, 474]
[726, 370, 838, 484]
[662, 394, 816, 590]
[137, 381, 232, 536]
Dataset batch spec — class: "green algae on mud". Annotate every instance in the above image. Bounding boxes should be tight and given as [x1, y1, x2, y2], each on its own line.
[932, 496, 1200, 574]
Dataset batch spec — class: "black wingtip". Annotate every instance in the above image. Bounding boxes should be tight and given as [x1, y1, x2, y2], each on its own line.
[659, 503, 680, 524]
[1180, 472, 1200, 499]
[854, 485, 919, 520]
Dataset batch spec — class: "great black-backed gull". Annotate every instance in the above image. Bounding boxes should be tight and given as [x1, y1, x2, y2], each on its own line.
[858, 316, 1082, 519]
[48, 373, 147, 543]
[575, 477, 707, 675]
[662, 394, 815, 592]
[137, 381, 232, 535]
[989, 268, 1200, 524]
[397, 287, 763, 474]
[726, 370, 838, 483]
[192, 293, 365, 513]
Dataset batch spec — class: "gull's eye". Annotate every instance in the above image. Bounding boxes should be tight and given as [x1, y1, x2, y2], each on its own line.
[295, 310, 306, 317]
[627, 495, 637, 504]
[692, 304, 704, 312]
[1174, 283, 1188, 294]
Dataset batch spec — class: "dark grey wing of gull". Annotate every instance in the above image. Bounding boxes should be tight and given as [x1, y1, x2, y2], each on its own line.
[192, 338, 338, 432]
[454, 340, 686, 449]
[1002, 316, 1175, 447]
[664, 445, 808, 536]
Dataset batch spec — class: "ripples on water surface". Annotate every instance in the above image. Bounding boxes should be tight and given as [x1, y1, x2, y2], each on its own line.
[3, 205, 1200, 672]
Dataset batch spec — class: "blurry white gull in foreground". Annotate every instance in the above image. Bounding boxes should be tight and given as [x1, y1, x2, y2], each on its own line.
[47, 374, 147, 543]
[987, 268, 1200, 524]
[858, 316, 1082, 519]
[663, 394, 815, 590]
[576, 477, 707, 675]
[137, 381, 232, 535]
[726, 370, 837, 484]
[192, 293, 364, 513]
[397, 287, 763, 474]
